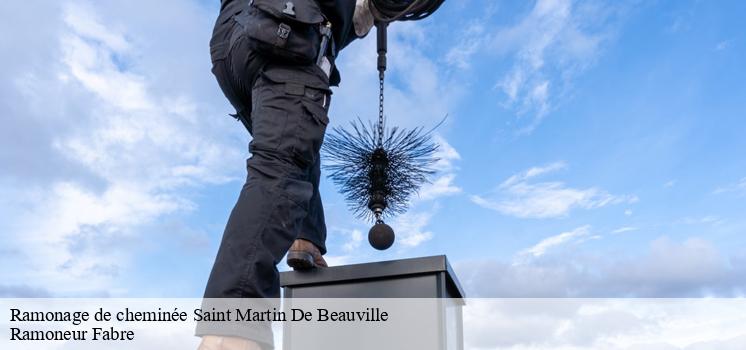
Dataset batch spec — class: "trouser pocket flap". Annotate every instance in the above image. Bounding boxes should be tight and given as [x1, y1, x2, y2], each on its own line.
[301, 99, 329, 125]
[261, 67, 331, 93]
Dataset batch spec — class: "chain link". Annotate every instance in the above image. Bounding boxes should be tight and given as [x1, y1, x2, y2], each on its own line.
[377, 72, 385, 147]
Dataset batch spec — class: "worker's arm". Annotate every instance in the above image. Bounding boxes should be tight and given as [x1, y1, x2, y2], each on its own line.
[353, 0, 375, 37]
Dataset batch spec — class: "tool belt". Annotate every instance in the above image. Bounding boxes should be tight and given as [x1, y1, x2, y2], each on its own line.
[233, 0, 332, 65]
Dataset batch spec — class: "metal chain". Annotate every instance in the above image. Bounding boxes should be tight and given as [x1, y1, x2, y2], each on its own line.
[377, 72, 385, 147]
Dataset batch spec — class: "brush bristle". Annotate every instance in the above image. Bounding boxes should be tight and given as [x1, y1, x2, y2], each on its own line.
[322, 118, 439, 221]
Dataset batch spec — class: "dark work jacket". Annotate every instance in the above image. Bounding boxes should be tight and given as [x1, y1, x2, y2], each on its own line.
[211, 0, 360, 85]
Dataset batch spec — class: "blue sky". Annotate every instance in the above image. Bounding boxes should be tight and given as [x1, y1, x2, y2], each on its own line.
[1, 0, 745, 298]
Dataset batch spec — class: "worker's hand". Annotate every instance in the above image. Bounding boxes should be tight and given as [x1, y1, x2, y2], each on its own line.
[353, 0, 375, 37]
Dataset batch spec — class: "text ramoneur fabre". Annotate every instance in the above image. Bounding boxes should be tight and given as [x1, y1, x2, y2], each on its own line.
[8, 307, 388, 341]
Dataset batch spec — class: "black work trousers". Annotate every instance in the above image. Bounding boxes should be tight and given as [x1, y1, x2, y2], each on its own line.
[197, 11, 332, 348]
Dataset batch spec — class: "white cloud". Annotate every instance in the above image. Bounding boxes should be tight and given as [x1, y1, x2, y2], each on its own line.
[446, 0, 622, 132]
[0, 1, 242, 296]
[390, 211, 435, 248]
[319, 227, 368, 266]
[502, 161, 567, 187]
[418, 136, 462, 201]
[521, 225, 592, 258]
[458, 237, 746, 298]
[678, 216, 725, 226]
[431, 135, 461, 172]
[716, 39, 731, 51]
[419, 174, 461, 201]
[714, 177, 746, 196]
[342, 229, 364, 253]
[63, 3, 130, 52]
[322, 255, 353, 267]
[444, 21, 486, 69]
[612, 226, 638, 234]
[471, 162, 636, 219]
[462, 299, 746, 350]
[494, 0, 611, 132]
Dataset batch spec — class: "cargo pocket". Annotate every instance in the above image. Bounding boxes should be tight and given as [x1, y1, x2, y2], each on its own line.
[253, 67, 331, 167]
[289, 96, 329, 167]
[249, 73, 292, 154]
[242, 0, 325, 64]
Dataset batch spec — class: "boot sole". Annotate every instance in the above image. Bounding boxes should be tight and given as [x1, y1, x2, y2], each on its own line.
[287, 251, 316, 270]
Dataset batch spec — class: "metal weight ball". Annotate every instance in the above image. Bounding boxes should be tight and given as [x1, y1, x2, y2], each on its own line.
[368, 223, 395, 250]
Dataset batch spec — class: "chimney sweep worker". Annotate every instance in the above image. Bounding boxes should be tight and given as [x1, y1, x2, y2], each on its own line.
[196, 1, 374, 349]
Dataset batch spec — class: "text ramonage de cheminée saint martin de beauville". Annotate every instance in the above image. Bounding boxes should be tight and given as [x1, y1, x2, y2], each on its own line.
[10, 307, 389, 324]
[9, 307, 389, 341]
[10, 307, 389, 326]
